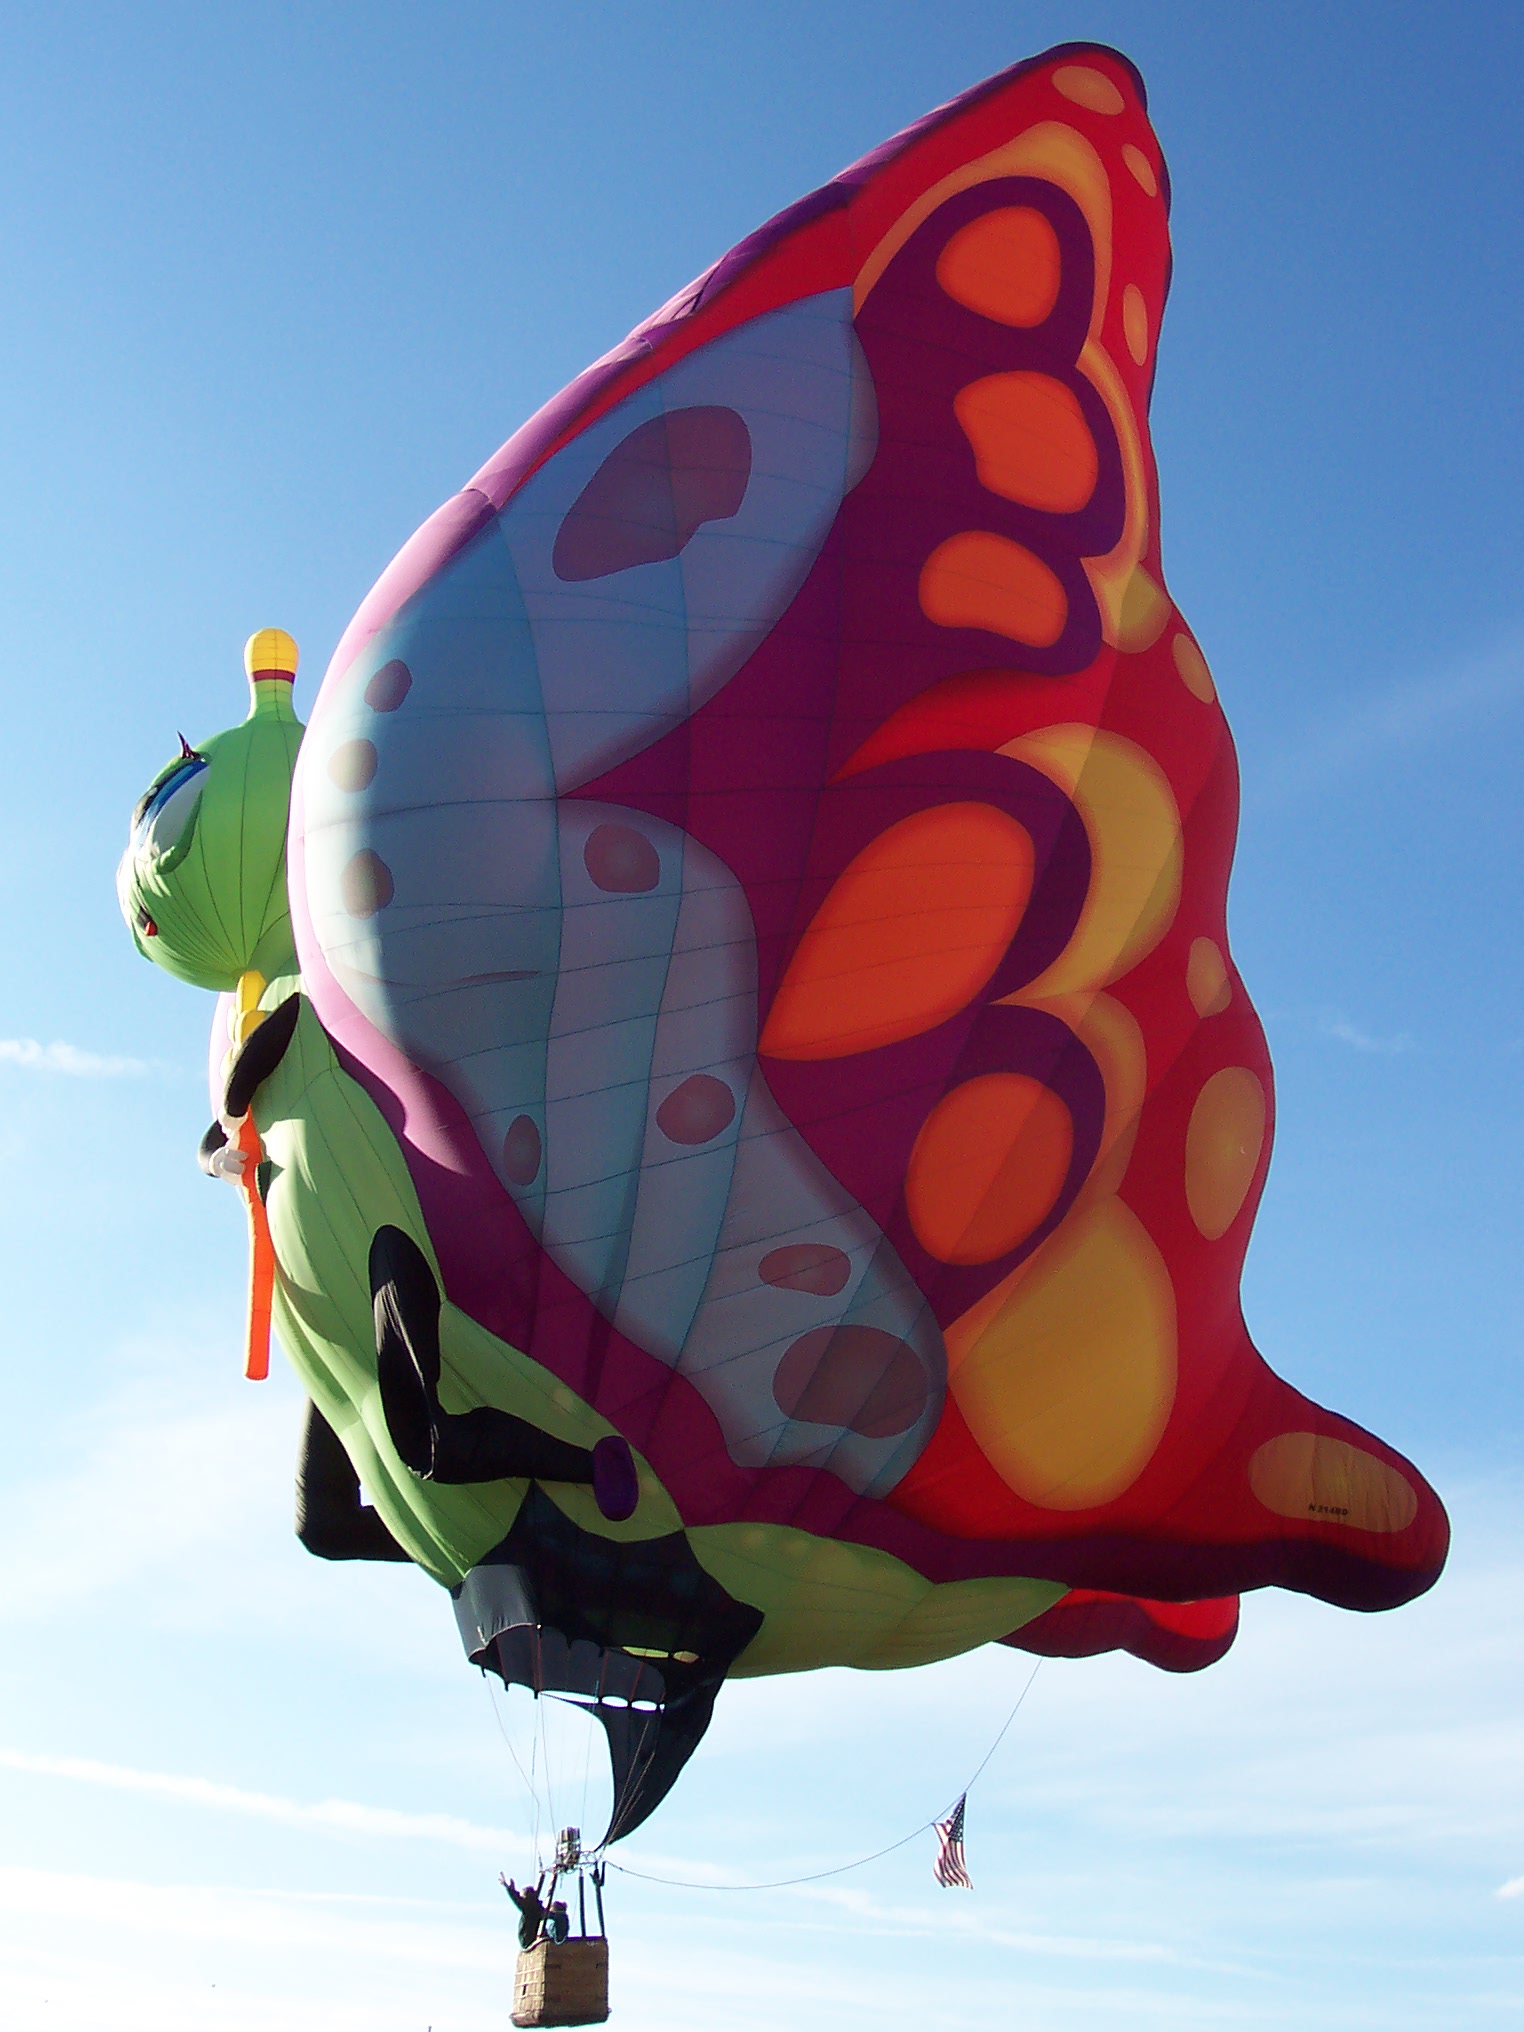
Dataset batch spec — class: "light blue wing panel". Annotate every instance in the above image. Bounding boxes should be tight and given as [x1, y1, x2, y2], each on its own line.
[300, 523, 563, 1200]
[496, 289, 875, 789]
[297, 290, 942, 1494]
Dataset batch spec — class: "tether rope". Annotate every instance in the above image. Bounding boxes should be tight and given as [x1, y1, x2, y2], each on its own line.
[599, 1657, 1043, 1892]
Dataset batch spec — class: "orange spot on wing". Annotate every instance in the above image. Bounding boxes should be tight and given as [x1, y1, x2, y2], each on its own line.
[1121, 143, 1158, 196]
[760, 804, 1035, 1060]
[906, 1073, 1073, 1264]
[948, 1198, 1177, 1510]
[935, 206, 1061, 327]
[1121, 283, 1149, 366]
[920, 531, 1068, 647]
[954, 373, 1098, 514]
[1052, 64, 1126, 116]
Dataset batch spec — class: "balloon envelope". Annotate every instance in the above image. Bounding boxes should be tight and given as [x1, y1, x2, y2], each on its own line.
[131, 42, 1450, 1843]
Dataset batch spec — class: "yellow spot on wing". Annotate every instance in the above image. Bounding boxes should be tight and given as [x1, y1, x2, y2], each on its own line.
[1062, 992, 1147, 1203]
[1172, 632, 1217, 702]
[1052, 64, 1126, 116]
[1121, 143, 1158, 196]
[1185, 1066, 1266, 1239]
[1249, 1433, 1418, 1534]
[1000, 724, 1182, 995]
[1116, 564, 1170, 650]
[1073, 340, 1150, 644]
[1187, 938, 1231, 1018]
[949, 1197, 1176, 1510]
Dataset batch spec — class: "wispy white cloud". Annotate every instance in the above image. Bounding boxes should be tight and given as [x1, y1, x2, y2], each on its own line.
[1317, 1015, 1417, 1056]
[0, 1362, 294, 1622]
[1252, 625, 1524, 806]
[0, 1862, 1269, 2032]
[794, 1880, 1251, 1974]
[0, 1749, 521, 1855]
[1261, 1006, 1420, 1057]
[0, 1861, 513, 2032]
[0, 1036, 158, 1078]
[0, 1331, 458, 1678]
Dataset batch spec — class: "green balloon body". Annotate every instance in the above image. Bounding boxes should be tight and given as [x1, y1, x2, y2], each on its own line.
[119, 669, 1063, 1685]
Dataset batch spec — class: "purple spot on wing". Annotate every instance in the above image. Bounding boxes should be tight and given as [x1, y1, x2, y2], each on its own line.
[342, 850, 394, 917]
[772, 1325, 928, 1438]
[552, 406, 752, 582]
[502, 1115, 543, 1186]
[365, 659, 413, 712]
[758, 1243, 852, 1297]
[655, 1074, 736, 1146]
[328, 739, 378, 791]
[584, 823, 660, 894]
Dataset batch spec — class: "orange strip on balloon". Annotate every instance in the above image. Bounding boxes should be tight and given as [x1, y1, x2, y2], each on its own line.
[235, 1113, 274, 1382]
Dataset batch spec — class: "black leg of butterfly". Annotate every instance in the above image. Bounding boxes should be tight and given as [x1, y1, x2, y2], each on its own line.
[198, 993, 307, 1174]
[222, 992, 303, 1119]
[294, 1398, 412, 1561]
[369, 1225, 599, 1488]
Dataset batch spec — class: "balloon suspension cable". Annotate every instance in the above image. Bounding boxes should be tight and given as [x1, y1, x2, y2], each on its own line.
[486, 1678, 549, 1866]
[538, 1681, 556, 1864]
[601, 1657, 1043, 1892]
[579, 1687, 595, 1837]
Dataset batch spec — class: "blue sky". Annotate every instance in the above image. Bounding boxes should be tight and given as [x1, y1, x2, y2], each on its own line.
[1, 3, 1521, 2026]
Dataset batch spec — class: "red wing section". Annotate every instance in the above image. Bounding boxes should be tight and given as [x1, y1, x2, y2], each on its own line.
[1006, 1591, 1240, 1674]
[581, 46, 1446, 1610]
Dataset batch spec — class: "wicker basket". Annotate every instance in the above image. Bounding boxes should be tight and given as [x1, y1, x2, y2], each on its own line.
[511, 1938, 610, 2027]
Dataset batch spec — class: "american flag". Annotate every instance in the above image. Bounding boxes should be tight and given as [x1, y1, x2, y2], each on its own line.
[933, 1793, 972, 1889]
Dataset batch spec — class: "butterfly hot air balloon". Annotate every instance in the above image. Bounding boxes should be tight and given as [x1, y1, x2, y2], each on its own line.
[119, 41, 1447, 1848]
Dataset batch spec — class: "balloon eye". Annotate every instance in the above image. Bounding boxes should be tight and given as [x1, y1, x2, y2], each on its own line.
[132, 755, 208, 858]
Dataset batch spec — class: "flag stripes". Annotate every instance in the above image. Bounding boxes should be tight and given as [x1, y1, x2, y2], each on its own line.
[933, 1793, 972, 1889]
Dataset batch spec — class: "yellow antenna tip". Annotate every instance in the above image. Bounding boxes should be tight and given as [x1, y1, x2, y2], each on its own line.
[244, 628, 299, 680]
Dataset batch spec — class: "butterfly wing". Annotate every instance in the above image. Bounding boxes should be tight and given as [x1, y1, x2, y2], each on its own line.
[291, 42, 1446, 1627]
